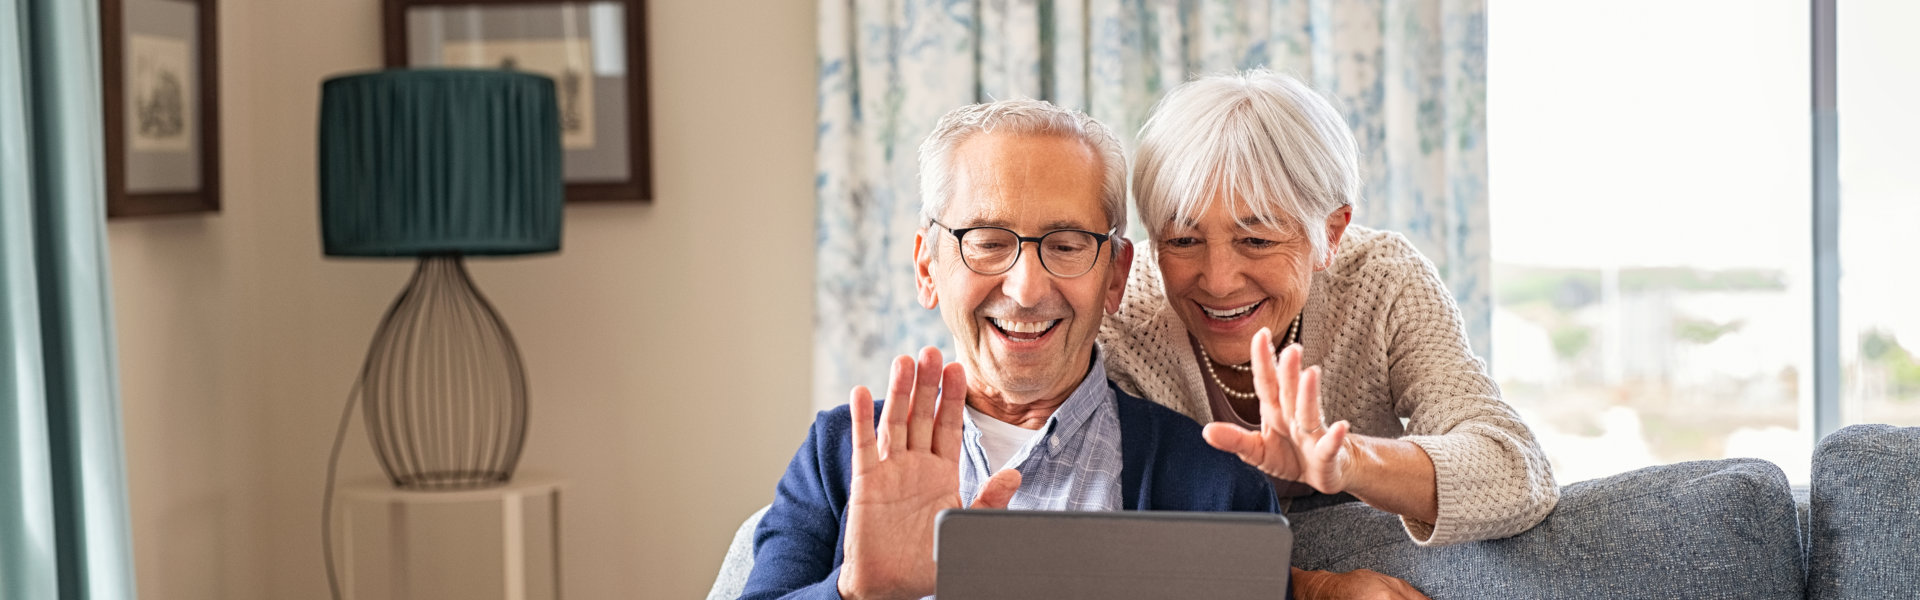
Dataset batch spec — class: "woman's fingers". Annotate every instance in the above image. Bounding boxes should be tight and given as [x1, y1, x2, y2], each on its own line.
[1296, 365, 1325, 438]
[1315, 421, 1350, 463]
[1248, 329, 1285, 429]
[1278, 342, 1302, 424]
[1202, 422, 1265, 465]
[849, 386, 877, 470]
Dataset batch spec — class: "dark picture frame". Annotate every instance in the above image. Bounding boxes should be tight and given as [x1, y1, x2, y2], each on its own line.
[383, 0, 654, 203]
[101, 0, 221, 218]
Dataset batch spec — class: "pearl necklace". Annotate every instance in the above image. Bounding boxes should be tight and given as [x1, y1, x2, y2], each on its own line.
[1199, 313, 1301, 401]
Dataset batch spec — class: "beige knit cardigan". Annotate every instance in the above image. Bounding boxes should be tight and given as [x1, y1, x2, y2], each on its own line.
[1098, 225, 1558, 545]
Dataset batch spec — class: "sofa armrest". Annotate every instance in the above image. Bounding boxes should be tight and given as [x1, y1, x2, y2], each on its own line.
[1290, 458, 1804, 600]
[707, 505, 771, 600]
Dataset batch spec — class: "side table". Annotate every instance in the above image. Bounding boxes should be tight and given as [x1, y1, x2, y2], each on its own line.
[332, 473, 565, 600]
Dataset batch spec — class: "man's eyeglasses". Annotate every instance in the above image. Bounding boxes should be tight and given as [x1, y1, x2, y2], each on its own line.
[928, 219, 1114, 278]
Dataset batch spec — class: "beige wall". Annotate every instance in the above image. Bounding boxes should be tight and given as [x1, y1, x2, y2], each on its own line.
[109, 0, 817, 597]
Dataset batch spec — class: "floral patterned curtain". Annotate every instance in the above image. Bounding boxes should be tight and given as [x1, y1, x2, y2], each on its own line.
[814, 0, 1489, 408]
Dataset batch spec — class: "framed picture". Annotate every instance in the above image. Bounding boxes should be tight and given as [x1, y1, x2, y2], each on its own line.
[384, 0, 653, 203]
[101, 0, 221, 218]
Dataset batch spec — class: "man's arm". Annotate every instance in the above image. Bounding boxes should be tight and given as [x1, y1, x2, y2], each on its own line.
[744, 349, 1021, 600]
[739, 411, 854, 600]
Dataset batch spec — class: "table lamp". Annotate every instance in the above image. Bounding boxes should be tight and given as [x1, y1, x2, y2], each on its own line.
[319, 69, 562, 489]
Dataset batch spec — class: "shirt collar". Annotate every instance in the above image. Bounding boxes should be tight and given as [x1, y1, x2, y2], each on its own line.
[962, 347, 1113, 444]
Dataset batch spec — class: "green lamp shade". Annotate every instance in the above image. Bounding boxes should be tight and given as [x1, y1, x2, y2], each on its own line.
[320, 69, 563, 257]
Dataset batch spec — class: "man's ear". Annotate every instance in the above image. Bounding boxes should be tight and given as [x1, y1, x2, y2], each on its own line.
[1104, 237, 1134, 314]
[914, 228, 939, 309]
[1317, 205, 1353, 271]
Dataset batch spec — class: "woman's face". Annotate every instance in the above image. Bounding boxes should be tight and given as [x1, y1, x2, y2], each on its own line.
[1156, 201, 1349, 365]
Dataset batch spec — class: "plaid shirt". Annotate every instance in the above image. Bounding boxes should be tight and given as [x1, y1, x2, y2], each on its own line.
[957, 349, 1124, 512]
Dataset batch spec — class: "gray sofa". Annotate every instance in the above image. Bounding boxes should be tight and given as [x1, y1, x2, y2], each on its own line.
[1808, 424, 1920, 599]
[710, 425, 1920, 599]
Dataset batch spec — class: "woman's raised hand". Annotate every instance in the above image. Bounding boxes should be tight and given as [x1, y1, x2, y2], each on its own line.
[1201, 328, 1355, 494]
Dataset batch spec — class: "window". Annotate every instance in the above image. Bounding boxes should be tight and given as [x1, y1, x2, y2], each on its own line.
[1838, 0, 1920, 427]
[1488, 0, 1817, 483]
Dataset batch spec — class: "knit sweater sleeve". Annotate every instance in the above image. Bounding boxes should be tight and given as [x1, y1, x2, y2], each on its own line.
[1374, 248, 1558, 545]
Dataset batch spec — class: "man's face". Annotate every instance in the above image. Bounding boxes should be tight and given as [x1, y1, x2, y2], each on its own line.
[914, 132, 1131, 407]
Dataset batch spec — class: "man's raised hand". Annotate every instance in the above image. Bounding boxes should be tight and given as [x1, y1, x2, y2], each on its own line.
[837, 347, 1022, 600]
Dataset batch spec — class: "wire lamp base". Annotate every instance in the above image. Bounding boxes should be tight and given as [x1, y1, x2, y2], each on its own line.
[359, 255, 529, 490]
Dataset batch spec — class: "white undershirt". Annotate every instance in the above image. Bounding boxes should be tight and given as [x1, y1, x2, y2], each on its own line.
[966, 405, 1044, 472]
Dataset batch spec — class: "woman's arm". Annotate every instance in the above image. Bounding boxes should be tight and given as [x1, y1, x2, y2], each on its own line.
[1337, 435, 1438, 524]
[1203, 248, 1558, 545]
[1378, 252, 1558, 545]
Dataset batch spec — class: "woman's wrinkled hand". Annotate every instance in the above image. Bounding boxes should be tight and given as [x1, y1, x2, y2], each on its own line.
[1200, 327, 1355, 494]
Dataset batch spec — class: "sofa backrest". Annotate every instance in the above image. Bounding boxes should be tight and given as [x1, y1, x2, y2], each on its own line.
[1290, 458, 1806, 600]
[1809, 424, 1920, 600]
[707, 505, 768, 600]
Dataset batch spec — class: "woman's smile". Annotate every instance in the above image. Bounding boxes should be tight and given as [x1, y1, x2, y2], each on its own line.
[1198, 299, 1265, 322]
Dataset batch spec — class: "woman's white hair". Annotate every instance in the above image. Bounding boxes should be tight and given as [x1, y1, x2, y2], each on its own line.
[918, 99, 1129, 238]
[1133, 69, 1359, 264]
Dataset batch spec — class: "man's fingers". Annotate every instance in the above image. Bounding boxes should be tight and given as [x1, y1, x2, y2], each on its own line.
[849, 386, 877, 470]
[968, 468, 1023, 509]
[931, 362, 968, 458]
[880, 355, 915, 456]
[907, 347, 943, 451]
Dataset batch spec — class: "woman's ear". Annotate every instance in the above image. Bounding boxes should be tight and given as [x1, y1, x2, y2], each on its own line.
[1318, 205, 1353, 270]
[914, 228, 939, 309]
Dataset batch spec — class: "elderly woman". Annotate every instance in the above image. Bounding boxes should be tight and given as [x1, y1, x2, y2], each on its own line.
[1100, 69, 1558, 554]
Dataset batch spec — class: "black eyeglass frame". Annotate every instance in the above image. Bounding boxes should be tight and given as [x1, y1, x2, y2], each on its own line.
[927, 218, 1116, 278]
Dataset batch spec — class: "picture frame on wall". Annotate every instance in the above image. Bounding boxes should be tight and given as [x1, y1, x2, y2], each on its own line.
[102, 0, 221, 218]
[384, 0, 654, 203]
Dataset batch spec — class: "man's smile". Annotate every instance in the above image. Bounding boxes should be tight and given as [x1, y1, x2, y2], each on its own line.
[986, 316, 1063, 344]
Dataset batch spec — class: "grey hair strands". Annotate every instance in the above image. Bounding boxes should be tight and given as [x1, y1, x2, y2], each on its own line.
[916, 99, 1130, 239]
[1132, 69, 1360, 264]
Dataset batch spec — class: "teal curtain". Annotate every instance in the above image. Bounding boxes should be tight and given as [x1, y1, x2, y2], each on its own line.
[2, 0, 140, 598]
[813, 0, 1490, 408]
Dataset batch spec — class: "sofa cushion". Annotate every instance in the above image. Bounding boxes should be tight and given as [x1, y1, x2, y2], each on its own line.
[1290, 458, 1804, 600]
[1808, 424, 1920, 600]
[707, 505, 769, 600]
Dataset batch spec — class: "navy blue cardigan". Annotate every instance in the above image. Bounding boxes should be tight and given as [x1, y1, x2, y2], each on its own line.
[740, 383, 1281, 599]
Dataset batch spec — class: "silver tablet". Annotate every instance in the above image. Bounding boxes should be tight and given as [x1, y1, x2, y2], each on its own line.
[935, 509, 1292, 600]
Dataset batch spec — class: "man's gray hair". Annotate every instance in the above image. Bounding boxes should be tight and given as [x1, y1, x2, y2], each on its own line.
[1133, 69, 1360, 264]
[917, 99, 1129, 237]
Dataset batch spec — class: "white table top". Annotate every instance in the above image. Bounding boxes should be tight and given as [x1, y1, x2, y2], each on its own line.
[336, 472, 567, 504]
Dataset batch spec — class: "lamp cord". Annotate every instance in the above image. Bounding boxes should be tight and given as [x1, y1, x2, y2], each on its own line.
[321, 381, 362, 600]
